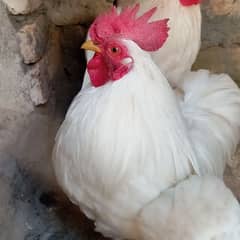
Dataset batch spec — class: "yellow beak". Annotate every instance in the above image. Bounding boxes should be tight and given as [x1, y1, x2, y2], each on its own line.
[81, 40, 101, 53]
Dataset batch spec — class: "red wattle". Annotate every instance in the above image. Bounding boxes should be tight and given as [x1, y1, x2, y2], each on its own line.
[87, 53, 109, 87]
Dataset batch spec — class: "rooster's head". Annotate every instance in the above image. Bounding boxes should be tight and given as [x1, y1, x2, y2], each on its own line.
[81, 4, 169, 87]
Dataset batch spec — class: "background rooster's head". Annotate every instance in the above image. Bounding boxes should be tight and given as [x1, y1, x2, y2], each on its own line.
[81, 4, 169, 87]
[180, 0, 201, 6]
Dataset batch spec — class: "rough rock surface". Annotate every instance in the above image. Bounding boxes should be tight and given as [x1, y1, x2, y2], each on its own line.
[194, 0, 240, 85]
[0, 1, 33, 113]
[28, 26, 61, 106]
[204, 0, 240, 16]
[17, 15, 49, 64]
[45, 0, 114, 26]
[2, 0, 42, 14]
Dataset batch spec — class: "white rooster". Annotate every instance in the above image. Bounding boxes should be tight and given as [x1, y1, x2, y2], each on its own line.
[53, 5, 240, 240]
[82, 0, 201, 89]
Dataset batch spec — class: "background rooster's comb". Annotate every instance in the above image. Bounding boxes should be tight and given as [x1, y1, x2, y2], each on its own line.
[89, 4, 169, 51]
[180, 0, 201, 6]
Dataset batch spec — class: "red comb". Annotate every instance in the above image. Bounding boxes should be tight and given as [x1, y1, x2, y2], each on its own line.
[89, 4, 169, 52]
[180, 0, 201, 6]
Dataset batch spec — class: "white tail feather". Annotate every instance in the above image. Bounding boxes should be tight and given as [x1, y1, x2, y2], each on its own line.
[181, 70, 240, 177]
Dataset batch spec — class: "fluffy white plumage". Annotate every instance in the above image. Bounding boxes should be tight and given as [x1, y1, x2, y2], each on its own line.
[138, 175, 240, 240]
[180, 70, 240, 177]
[81, 0, 201, 89]
[53, 39, 240, 239]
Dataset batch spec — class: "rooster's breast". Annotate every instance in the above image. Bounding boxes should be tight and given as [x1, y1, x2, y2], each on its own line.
[53, 70, 193, 238]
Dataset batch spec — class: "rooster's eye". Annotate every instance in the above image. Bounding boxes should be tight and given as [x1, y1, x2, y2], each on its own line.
[107, 43, 122, 56]
[111, 47, 119, 53]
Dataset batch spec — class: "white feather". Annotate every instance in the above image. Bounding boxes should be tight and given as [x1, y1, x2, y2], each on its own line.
[138, 175, 240, 240]
[180, 70, 240, 177]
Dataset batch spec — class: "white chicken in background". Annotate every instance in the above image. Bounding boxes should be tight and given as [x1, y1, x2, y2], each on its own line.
[82, 0, 201, 89]
[53, 5, 240, 240]
[117, 0, 202, 87]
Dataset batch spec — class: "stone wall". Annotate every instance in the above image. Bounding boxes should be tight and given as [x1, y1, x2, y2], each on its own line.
[194, 0, 240, 85]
